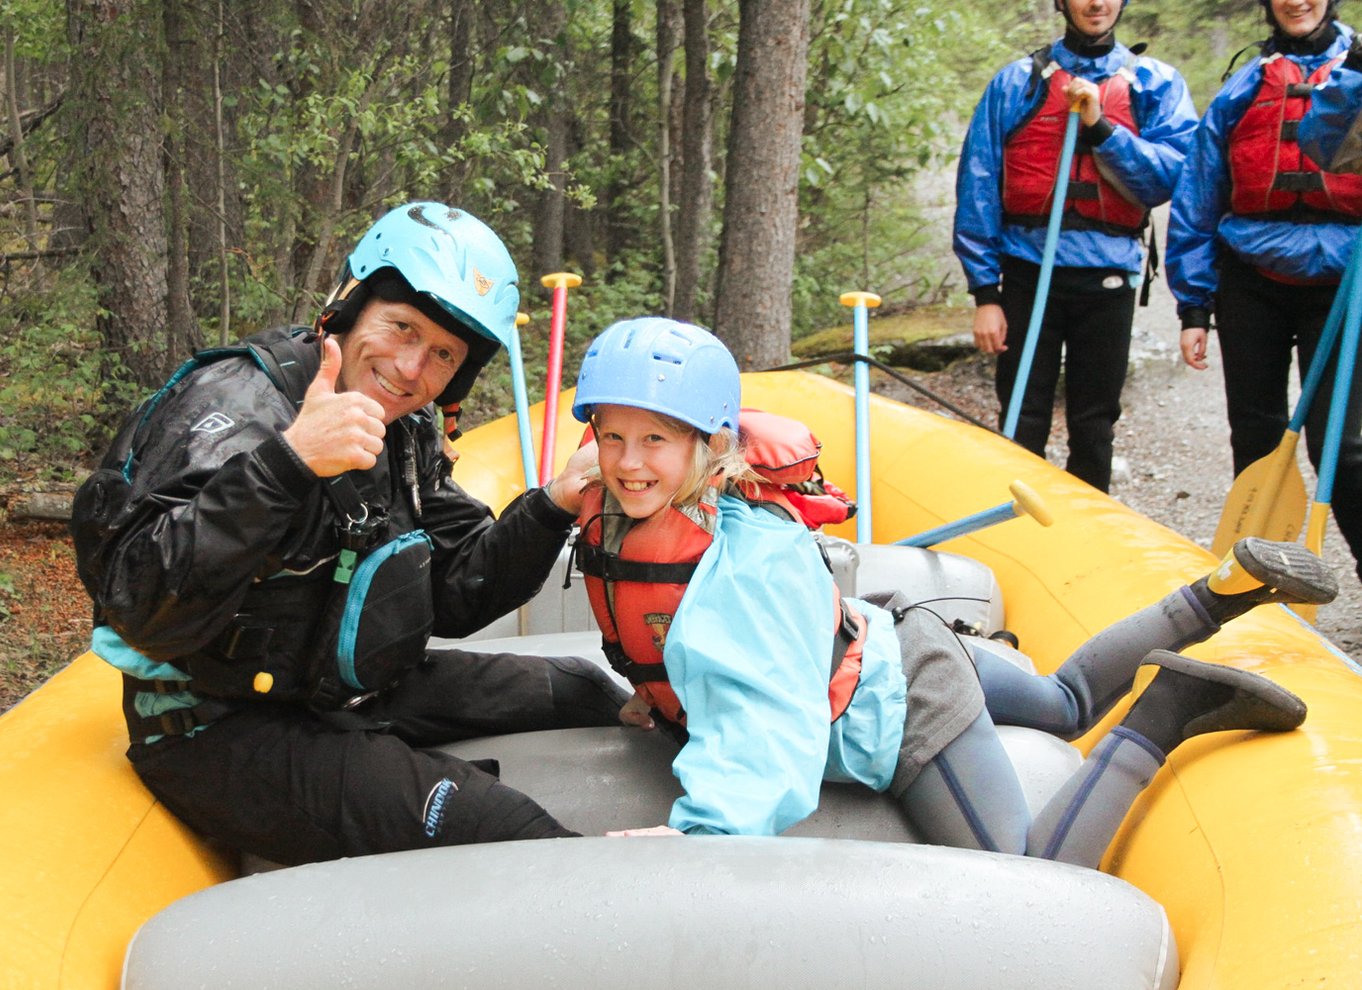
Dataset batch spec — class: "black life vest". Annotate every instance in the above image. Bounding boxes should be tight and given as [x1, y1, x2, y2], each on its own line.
[73, 327, 435, 735]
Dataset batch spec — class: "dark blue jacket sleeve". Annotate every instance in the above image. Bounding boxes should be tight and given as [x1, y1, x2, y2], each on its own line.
[1301, 60, 1362, 173]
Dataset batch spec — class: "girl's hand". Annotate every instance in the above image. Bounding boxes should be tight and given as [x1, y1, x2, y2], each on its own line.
[618, 692, 655, 729]
[606, 825, 683, 837]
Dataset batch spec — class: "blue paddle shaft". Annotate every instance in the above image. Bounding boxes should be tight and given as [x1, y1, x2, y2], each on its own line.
[508, 326, 538, 490]
[1291, 230, 1362, 432]
[895, 501, 1018, 548]
[1003, 109, 1080, 441]
[853, 302, 873, 542]
[1315, 250, 1362, 504]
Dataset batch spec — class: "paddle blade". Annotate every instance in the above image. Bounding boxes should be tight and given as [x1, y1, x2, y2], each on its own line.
[1305, 500, 1331, 559]
[1210, 432, 1307, 557]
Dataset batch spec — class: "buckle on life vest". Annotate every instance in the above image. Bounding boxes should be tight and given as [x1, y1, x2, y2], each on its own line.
[1273, 171, 1326, 194]
[602, 640, 670, 685]
[828, 601, 866, 722]
[574, 542, 700, 585]
[123, 675, 236, 740]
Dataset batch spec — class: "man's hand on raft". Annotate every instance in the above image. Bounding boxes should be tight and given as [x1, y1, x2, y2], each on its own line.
[606, 825, 682, 837]
[618, 691, 655, 730]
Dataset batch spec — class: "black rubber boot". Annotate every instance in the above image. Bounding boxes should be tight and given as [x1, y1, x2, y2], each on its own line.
[1188, 538, 1338, 625]
[1120, 649, 1307, 756]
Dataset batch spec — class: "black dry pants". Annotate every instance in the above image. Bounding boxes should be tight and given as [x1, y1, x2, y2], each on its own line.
[127, 647, 628, 867]
[995, 255, 1137, 493]
[1216, 251, 1362, 578]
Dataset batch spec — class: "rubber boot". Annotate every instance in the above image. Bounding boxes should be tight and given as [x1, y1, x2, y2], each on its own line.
[1188, 537, 1338, 626]
[1119, 649, 1307, 756]
[981, 587, 1216, 739]
[1026, 651, 1306, 869]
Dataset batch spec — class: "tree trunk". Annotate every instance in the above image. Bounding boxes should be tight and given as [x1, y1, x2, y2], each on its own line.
[712, 0, 809, 369]
[604, 0, 635, 269]
[4, 27, 39, 250]
[163, 0, 204, 363]
[673, 0, 713, 323]
[212, 0, 231, 344]
[532, 0, 569, 283]
[656, 0, 678, 310]
[68, 0, 172, 388]
[442, 0, 477, 204]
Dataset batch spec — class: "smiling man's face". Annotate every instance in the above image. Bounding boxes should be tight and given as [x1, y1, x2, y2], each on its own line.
[335, 299, 469, 424]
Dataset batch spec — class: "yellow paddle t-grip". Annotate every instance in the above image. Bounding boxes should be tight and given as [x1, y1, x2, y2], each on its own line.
[839, 291, 882, 309]
[1008, 480, 1052, 528]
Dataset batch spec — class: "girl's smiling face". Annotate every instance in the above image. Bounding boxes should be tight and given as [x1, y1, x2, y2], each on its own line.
[594, 404, 700, 520]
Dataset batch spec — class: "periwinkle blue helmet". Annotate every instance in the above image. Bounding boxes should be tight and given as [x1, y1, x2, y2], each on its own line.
[572, 318, 740, 434]
[317, 202, 520, 404]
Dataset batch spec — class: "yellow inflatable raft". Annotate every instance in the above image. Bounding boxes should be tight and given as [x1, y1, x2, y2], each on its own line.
[3, 370, 1360, 988]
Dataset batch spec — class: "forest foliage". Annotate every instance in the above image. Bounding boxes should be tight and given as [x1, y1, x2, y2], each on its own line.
[0, 0, 1263, 481]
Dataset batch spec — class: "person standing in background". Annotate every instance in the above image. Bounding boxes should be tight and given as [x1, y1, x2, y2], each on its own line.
[954, 0, 1197, 492]
[1167, 0, 1362, 581]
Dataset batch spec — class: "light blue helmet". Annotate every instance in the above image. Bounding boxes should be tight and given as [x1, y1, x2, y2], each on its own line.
[572, 318, 740, 433]
[319, 202, 520, 404]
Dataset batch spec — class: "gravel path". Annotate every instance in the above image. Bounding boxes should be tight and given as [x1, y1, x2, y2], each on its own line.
[872, 257, 1362, 662]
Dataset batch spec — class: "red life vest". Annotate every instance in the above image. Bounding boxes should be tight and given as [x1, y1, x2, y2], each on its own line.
[574, 409, 863, 726]
[1228, 53, 1362, 222]
[1001, 50, 1148, 237]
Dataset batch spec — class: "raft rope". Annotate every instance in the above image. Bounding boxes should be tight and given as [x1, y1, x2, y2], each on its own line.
[762, 352, 995, 433]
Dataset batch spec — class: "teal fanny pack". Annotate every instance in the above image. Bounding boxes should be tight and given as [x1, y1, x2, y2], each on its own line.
[313, 529, 435, 708]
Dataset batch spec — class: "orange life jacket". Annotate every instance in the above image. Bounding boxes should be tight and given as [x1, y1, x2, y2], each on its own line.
[1002, 49, 1148, 236]
[574, 409, 863, 726]
[1228, 53, 1362, 223]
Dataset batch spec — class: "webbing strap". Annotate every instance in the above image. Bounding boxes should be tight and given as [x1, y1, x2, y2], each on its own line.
[601, 640, 671, 685]
[1274, 171, 1326, 193]
[573, 542, 700, 585]
[828, 600, 859, 680]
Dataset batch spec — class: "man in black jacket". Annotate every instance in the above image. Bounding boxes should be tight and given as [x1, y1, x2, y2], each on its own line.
[72, 202, 632, 865]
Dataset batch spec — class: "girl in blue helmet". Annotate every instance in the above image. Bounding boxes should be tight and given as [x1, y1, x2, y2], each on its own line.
[571, 317, 1329, 864]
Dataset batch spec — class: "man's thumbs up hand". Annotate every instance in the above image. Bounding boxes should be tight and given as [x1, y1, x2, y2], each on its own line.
[282, 336, 388, 477]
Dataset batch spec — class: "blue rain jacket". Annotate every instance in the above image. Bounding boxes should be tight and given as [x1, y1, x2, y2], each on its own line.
[663, 496, 908, 836]
[1300, 57, 1362, 174]
[1167, 25, 1358, 317]
[953, 37, 1197, 293]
